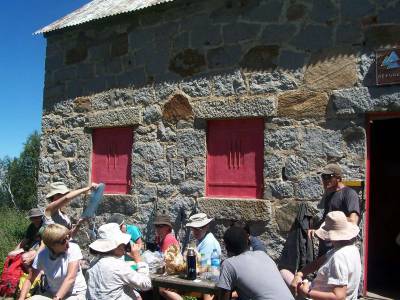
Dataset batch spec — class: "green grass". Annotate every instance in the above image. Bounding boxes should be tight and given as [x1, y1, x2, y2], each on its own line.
[0, 208, 29, 273]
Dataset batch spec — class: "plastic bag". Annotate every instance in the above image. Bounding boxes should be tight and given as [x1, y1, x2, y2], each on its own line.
[164, 244, 185, 274]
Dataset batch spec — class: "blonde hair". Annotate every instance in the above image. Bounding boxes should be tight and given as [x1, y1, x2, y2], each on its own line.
[42, 224, 69, 247]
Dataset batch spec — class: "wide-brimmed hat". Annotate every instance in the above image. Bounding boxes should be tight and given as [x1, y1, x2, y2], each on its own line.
[153, 215, 172, 228]
[186, 213, 213, 228]
[45, 182, 70, 199]
[26, 208, 43, 219]
[318, 164, 342, 177]
[315, 211, 359, 241]
[89, 223, 131, 253]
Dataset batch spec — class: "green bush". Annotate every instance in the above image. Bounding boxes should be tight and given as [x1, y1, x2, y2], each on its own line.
[0, 208, 29, 273]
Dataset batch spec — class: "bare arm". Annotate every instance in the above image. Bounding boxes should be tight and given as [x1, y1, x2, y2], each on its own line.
[347, 212, 359, 225]
[53, 260, 80, 300]
[127, 243, 142, 263]
[220, 289, 231, 300]
[18, 267, 41, 300]
[8, 240, 26, 255]
[298, 281, 347, 300]
[290, 255, 327, 295]
[45, 183, 99, 216]
[69, 218, 89, 239]
[135, 237, 143, 249]
[300, 254, 327, 276]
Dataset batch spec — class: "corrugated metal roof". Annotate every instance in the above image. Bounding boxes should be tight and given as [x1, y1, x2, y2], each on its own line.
[35, 0, 174, 34]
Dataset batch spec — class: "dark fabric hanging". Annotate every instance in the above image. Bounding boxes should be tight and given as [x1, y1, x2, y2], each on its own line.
[278, 202, 315, 273]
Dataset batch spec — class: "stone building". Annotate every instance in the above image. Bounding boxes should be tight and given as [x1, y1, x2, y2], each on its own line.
[36, 0, 400, 296]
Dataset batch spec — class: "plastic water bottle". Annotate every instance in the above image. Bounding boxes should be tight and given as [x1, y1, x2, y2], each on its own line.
[210, 249, 220, 282]
[199, 253, 208, 279]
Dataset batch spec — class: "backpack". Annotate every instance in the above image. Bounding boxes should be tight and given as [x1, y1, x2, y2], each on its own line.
[0, 253, 24, 297]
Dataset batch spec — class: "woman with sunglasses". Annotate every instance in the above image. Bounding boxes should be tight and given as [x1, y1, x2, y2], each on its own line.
[18, 224, 87, 300]
[153, 214, 179, 253]
[290, 211, 361, 300]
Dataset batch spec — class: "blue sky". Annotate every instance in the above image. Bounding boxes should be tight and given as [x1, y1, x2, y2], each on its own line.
[0, 0, 90, 159]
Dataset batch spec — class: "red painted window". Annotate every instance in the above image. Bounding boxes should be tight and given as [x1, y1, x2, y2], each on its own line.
[92, 127, 133, 194]
[206, 118, 264, 198]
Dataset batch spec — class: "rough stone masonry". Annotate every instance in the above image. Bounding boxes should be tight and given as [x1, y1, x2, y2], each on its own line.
[38, 0, 400, 260]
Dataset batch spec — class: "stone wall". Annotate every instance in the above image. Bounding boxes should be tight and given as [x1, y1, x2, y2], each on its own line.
[39, 0, 400, 259]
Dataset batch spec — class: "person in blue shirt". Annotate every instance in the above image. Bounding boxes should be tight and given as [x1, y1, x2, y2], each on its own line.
[186, 213, 221, 264]
[108, 214, 143, 248]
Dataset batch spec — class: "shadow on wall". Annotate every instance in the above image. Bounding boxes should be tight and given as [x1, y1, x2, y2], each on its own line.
[41, 0, 400, 110]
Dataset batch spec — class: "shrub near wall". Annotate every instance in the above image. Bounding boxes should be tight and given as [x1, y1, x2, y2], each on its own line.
[0, 208, 29, 273]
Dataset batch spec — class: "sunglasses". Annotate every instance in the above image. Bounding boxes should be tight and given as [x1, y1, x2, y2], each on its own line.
[155, 224, 166, 228]
[321, 174, 335, 180]
[54, 235, 70, 245]
[192, 226, 206, 232]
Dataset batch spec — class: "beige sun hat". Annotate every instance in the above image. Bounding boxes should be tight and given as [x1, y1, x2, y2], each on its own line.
[315, 211, 359, 241]
[318, 164, 343, 177]
[89, 223, 131, 253]
[45, 182, 70, 199]
[186, 213, 213, 228]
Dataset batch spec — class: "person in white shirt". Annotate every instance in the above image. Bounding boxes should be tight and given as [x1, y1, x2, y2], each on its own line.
[289, 211, 361, 300]
[18, 224, 87, 300]
[86, 223, 152, 300]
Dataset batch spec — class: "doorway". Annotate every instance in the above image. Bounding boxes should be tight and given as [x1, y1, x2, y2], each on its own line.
[367, 117, 400, 299]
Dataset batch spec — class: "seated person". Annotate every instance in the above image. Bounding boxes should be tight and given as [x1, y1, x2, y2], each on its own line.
[186, 213, 221, 300]
[8, 208, 44, 267]
[153, 215, 181, 300]
[108, 213, 143, 248]
[18, 224, 87, 300]
[186, 213, 221, 263]
[287, 211, 361, 300]
[86, 223, 152, 300]
[230, 221, 266, 252]
[218, 226, 294, 300]
[154, 214, 179, 253]
[44, 181, 99, 238]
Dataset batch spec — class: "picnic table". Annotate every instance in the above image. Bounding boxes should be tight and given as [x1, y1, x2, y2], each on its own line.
[150, 273, 223, 300]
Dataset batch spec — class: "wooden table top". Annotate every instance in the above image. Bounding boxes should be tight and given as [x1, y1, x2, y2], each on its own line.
[151, 273, 218, 289]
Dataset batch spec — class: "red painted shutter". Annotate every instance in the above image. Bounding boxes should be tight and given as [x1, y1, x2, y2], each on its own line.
[92, 127, 133, 194]
[206, 119, 264, 198]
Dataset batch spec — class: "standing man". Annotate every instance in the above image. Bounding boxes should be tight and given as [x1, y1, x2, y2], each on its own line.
[218, 226, 294, 300]
[309, 164, 360, 256]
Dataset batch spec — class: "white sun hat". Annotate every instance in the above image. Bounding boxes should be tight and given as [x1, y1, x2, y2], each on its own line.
[45, 182, 70, 199]
[89, 223, 131, 253]
[315, 211, 359, 241]
[186, 213, 213, 228]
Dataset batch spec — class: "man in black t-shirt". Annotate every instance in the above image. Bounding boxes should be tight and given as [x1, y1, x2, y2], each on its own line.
[308, 164, 360, 256]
